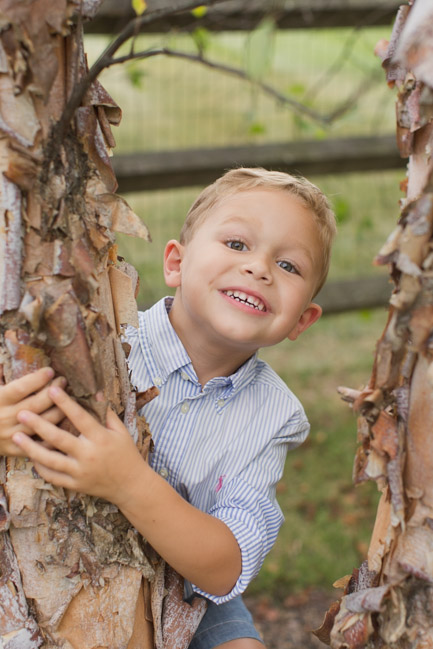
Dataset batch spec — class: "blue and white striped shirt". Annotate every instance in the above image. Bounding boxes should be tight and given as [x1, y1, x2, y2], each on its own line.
[126, 297, 309, 604]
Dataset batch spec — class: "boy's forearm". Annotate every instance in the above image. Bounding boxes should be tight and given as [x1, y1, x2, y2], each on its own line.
[115, 463, 242, 597]
[10, 389, 241, 596]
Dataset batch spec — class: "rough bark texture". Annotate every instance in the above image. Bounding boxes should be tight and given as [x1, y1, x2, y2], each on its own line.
[0, 1, 206, 647]
[315, 1, 433, 647]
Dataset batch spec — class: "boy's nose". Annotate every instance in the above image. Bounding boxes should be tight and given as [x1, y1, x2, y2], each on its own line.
[241, 258, 272, 282]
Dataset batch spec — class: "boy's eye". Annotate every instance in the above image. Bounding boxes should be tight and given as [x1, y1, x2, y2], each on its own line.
[226, 240, 247, 251]
[278, 260, 299, 274]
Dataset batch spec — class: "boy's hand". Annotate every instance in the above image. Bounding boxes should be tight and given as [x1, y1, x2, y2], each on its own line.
[13, 392, 242, 597]
[12, 387, 145, 505]
[0, 368, 67, 457]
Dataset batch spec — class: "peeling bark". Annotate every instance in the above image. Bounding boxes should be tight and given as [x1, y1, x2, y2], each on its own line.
[0, 1, 205, 646]
[316, 2, 433, 647]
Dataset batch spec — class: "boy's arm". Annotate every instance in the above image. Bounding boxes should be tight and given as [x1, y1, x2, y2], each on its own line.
[193, 409, 309, 604]
[13, 387, 241, 597]
[0, 368, 66, 456]
[121, 458, 242, 596]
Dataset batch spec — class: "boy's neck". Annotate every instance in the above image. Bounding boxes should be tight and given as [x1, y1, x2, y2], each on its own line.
[167, 302, 256, 388]
[181, 343, 253, 388]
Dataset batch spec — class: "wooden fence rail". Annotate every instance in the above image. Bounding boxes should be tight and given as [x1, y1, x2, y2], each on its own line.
[87, 0, 401, 34]
[91, 2, 399, 316]
[112, 135, 404, 193]
[138, 277, 392, 316]
[315, 275, 392, 315]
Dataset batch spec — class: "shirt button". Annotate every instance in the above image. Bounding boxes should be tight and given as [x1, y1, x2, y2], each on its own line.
[217, 399, 225, 407]
[159, 467, 168, 479]
[180, 371, 189, 381]
[181, 401, 190, 414]
[154, 377, 162, 387]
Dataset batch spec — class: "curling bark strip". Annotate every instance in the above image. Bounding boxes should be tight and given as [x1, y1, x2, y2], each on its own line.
[0, 1, 206, 647]
[316, 2, 433, 646]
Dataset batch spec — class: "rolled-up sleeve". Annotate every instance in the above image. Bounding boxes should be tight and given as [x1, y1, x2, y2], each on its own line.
[191, 415, 309, 604]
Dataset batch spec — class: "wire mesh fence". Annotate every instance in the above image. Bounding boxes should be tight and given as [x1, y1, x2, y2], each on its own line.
[85, 21, 400, 306]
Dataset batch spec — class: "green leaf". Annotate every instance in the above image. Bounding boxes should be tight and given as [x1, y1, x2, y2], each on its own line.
[358, 215, 374, 232]
[245, 17, 275, 81]
[359, 309, 372, 321]
[333, 196, 350, 224]
[288, 83, 306, 98]
[191, 5, 207, 18]
[191, 27, 210, 55]
[248, 121, 266, 135]
[132, 0, 147, 15]
[293, 114, 315, 135]
[313, 127, 327, 140]
[125, 62, 147, 89]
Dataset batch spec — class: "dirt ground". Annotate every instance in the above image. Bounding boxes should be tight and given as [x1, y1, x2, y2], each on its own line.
[244, 590, 337, 649]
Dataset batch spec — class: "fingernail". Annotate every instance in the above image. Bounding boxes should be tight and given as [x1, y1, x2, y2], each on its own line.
[95, 391, 104, 402]
[12, 433, 23, 444]
[45, 367, 55, 379]
[17, 411, 29, 422]
[49, 386, 61, 397]
[59, 377, 67, 387]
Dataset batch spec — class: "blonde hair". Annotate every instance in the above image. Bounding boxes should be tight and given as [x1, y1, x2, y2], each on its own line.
[180, 167, 337, 296]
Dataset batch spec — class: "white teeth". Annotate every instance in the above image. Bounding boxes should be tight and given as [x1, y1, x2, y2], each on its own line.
[223, 290, 266, 311]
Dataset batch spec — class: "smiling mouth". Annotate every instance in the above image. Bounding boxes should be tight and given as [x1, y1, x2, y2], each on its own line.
[222, 290, 267, 312]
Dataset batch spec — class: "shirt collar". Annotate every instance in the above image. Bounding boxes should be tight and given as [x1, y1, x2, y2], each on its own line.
[141, 297, 191, 384]
[140, 296, 259, 391]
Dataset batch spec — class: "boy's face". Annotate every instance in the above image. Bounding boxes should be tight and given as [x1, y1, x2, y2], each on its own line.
[164, 188, 323, 355]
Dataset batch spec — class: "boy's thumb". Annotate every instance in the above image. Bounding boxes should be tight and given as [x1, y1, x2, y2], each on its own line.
[106, 407, 125, 431]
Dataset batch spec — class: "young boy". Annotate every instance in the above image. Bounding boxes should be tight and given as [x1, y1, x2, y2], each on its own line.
[1, 168, 336, 649]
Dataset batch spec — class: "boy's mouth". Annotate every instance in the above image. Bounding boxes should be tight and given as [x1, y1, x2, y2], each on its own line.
[222, 289, 267, 312]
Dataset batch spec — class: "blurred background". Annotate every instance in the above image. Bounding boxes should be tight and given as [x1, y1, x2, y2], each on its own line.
[85, 0, 402, 602]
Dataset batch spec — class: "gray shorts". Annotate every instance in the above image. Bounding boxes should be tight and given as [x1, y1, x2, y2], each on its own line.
[188, 596, 263, 649]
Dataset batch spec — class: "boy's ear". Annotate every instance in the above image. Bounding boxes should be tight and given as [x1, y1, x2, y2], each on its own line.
[287, 302, 322, 341]
[163, 239, 184, 288]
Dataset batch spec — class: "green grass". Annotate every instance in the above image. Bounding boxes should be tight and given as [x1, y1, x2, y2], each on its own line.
[84, 25, 400, 597]
[250, 309, 386, 597]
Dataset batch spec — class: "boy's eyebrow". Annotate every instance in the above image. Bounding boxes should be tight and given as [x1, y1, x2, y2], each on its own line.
[218, 215, 250, 228]
[295, 243, 317, 269]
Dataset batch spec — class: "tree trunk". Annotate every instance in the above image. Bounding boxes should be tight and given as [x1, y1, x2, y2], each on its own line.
[0, 1, 205, 647]
[315, 1, 433, 647]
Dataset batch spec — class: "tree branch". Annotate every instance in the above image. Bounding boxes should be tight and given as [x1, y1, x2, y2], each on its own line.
[326, 71, 383, 122]
[56, 0, 229, 138]
[108, 46, 383, 127]
[109, 47, 332, 124]
[56, 0, 385, 139]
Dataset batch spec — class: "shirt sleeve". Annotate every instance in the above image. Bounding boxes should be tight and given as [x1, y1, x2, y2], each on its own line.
[190, 413, 309, 604]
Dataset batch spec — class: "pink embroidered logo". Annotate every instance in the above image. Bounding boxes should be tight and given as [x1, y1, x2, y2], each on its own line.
[215, 475, 226, 493]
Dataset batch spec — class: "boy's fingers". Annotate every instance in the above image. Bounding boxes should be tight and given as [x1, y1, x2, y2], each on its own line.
[0, 368, 55, 405]
[12, 431, 75, 474]
[22, 377, 67, 415]
[40, 406, 65, 426]
[0, 439, 31, 458]
[32, 463, 76, 490]
[15, 412, 78, 456]
[47, 388, 99, 438]
[106, 407, 127, 432]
